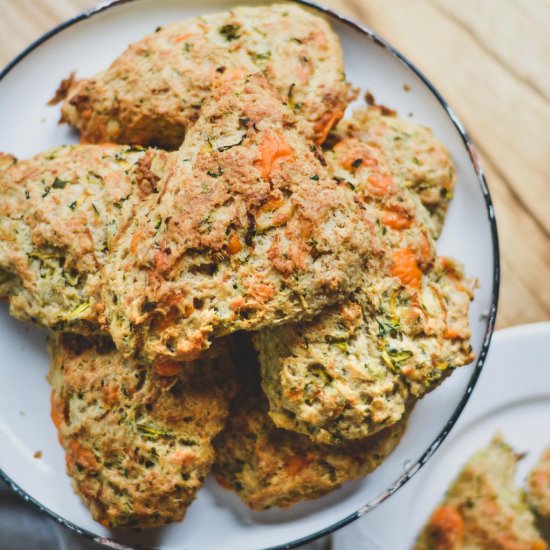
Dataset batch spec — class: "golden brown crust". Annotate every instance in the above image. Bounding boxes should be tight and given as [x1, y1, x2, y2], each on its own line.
[103, 74, 375, 362]
[61, 5, 352, 148]
[0, 145, 168, 333]
[332, 106, 456, 236]
[48, 333, 236, 528]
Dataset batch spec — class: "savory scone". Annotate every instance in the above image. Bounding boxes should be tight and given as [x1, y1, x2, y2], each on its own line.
[0, 144, 167, 333]
[528, 448, 550, 518]
[415, 436, 546, 550]
[102, 74, 376, 363]
[213, 337, 409, 510]
[257, 136, 473, 445]
[332, 106, 456, 236]
[60, 4, 353, 148]
[49, 333, 236, 528]
[259, 257, 473, 445]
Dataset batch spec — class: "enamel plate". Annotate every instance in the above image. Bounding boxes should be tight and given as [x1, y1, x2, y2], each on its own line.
[0, 0, 498, 548]
[333, 323, 550, 549]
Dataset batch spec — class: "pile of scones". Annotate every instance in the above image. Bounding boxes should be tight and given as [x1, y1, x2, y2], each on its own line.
[0, 4, 474, 528]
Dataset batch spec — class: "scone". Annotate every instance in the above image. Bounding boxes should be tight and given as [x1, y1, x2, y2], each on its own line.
[257, 134, 473, 445]
[102, 74, 376, 363]
[60, 4, 353, 148]
[415, 435, 546, 550]
[0, 144, 167, 333]
[213, 336, 409, 510]
[49, 333, 236, 528]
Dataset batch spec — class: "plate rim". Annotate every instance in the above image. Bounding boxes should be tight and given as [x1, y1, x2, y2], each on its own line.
[0, 1, 500, 549]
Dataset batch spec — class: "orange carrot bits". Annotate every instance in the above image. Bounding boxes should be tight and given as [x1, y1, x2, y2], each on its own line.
[155, 360, 184, 377]
[367, 173, 396, 197]
[392, 248, 422, 289]
[227, 232, 242, 254]
[314, 110, 345, 145]
[287, 454, 309, 476]
[130, 230, 142, 253]
[258, 132, 294, 179]
[426, 505, 465, 548]
[173, 32, 195, 44]
[381, 209, 412, 229]
[50, 392, 64, 429]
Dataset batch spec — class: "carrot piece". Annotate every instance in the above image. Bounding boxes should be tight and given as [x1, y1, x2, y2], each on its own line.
[444, 327, 461, 340]
[50, 392, 63, 429]
[314, 110, 345, 145]
[392, 248, 422, 289]
[261, 194, 284, 212]
[367, 173, 396, 197]
[426, 506, 465, 548]
[227, 232, 242, 254]
[155, 361, 183, 377]
[67, 440, 98, 469]
[287, 455, 308, 476]
[174, 32, 195, 43]
[154, 249, 170, 271]
[258, 132, 294, 179]
[130, 230, 142, 254]
[342, 154, 378, 172]
[213, 68, 247, 87]
[381, 209, 412, 229]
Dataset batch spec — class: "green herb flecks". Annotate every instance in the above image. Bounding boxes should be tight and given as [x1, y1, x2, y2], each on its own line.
[309, 364, 333, 385]
[219, 24, 241, 41]
[207, 165, 224, 178]
[135, 423, 174, 439]
[66, 301, 90, 320]
[52, 177, 68, 189]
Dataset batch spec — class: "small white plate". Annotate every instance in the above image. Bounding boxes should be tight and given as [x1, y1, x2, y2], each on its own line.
[0, 1, 498, 548]
[333, 322, 550, 550]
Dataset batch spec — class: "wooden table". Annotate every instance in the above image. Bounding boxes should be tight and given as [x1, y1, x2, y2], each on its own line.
[1, 0, 549, 329]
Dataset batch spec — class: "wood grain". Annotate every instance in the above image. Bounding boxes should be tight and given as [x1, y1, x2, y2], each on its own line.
[1, 0, 549, 329]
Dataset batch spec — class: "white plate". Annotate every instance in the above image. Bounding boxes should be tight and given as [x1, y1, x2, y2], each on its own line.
[0, 1, 498, 548]
[333, 322, 550, 550]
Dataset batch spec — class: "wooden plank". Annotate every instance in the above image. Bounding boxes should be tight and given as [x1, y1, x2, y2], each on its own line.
[336, 0, 550, 238]
[480, 155, 550, 327]
[437, 0, 550, 98]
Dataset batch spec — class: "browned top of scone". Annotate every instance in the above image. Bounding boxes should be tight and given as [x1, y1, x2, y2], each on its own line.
[0, 144, 168, 333]
[103, 74, 376, 363]
[61, 4, 352, 149]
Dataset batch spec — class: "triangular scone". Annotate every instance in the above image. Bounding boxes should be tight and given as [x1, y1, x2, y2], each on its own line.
[61, 4, 353, 148]
[103, 74, 376, 362]
[49, 333, 236, 528]
[0, 145, 167, 333]
[415, 436, 546, 550]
